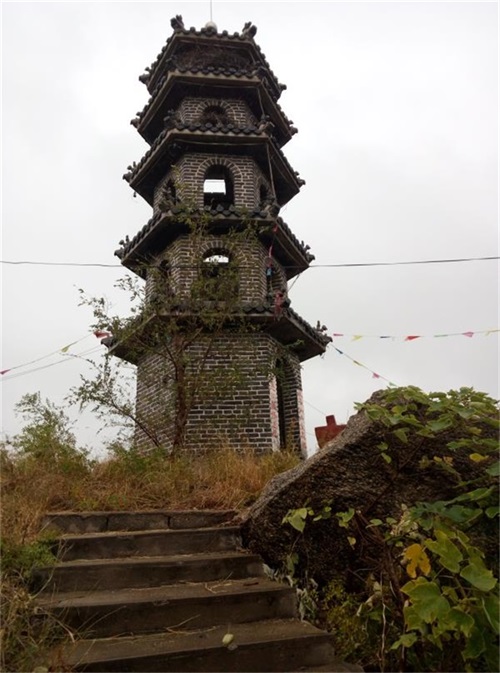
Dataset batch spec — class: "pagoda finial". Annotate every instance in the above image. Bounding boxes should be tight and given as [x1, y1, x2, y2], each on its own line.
[170, 15, 185, 31]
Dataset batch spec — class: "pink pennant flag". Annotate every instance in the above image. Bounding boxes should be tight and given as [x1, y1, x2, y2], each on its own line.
[405, 335, 421, 341]
[462, 332, 474, 338]
[1, 369, 11, 375]
[332, 333, 344, 337]
[94, 330, 112, 339]
[372, 372, 381, 379]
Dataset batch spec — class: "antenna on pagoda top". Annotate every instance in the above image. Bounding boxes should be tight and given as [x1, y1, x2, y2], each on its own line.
[210, 0, 213, 22]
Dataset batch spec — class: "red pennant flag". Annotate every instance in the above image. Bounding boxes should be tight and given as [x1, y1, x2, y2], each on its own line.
[1, 369, 11, 375]
[405, 335, 421, 341]
[332, 333, 344, 337]
[462, 332, 474, 338]
[94, 330, 112, 339]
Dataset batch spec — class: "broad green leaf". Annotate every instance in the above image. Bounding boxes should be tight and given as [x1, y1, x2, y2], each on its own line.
[403, 543, 431, 578]
[439, 607, 475, 637]
[336, 508, 355, 528]
[402, 578, 450, 622]
[425, 530, 463, 573]
[368, 518, 383, 527]
[286, 552, 298, 575]
[486, 461, 500, 477]
[453, 487, 494, 503]
[381, 452, 392, 464]
[457, 408, 476, 420]
[460, 560, 498, 592]
[427, 417, 453, 432]
[393, 428, 408, 444]
[403, 605, 427, 634]
[283, 508, 308, 532]
[390, 633, 418, 650]
[462, 626, 485, 659]
[440, 505, 482, 525]
[485, 506, 499, 518]
[481, 594, 500, 632]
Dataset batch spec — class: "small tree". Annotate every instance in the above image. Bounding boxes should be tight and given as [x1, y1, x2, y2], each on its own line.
[71, 205, 286, 454]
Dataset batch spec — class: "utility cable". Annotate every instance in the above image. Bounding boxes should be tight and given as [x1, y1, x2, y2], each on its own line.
[1, 255, 498, 269]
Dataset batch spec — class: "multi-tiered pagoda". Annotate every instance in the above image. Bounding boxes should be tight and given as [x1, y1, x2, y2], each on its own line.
[112, 16, 330, 455]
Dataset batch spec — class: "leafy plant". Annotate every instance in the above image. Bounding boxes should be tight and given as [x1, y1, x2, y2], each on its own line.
[282, 387, 499, 672]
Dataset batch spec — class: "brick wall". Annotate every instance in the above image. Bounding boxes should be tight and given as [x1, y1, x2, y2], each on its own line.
[177, 97, 257, 127]
[134, 331, 305, 456]
[153, 153, 269, 213]
[145, 233, 287, 307]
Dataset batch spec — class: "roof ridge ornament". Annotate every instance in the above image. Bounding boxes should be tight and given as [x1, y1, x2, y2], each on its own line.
[241, 21, 257, 38]
[170, 15, 185, 31]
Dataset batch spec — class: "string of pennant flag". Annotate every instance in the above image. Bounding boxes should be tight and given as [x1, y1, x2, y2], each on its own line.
[0, 331, 112, 378]
[333, 347, 397, 386]
[332, 329, 499, 341]
[1, 327, 497, 382]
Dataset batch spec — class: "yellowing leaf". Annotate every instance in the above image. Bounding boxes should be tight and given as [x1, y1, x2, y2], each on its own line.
[469, 453, 487, 462]
[222, 633, 234, 646]
[403, 543, 431, 578]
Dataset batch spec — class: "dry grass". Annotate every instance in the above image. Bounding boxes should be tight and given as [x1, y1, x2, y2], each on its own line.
[0, 444, 299, 671]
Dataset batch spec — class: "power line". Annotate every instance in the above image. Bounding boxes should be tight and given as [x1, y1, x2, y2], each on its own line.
[1, 255, 498, 269]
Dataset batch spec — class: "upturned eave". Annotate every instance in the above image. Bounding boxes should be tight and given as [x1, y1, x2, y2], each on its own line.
[143, 26, 284, 101]
[124, 130, 303, 207]
[104, 305, 330, 365]
[115, 210, 314, 280]
[133, 71, 296, 147]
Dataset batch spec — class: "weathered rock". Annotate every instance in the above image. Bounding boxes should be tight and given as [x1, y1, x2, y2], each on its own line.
[241, 390, 497, 586]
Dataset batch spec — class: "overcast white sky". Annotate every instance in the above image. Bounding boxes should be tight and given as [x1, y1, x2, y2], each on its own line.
[1, 1, 498, 456]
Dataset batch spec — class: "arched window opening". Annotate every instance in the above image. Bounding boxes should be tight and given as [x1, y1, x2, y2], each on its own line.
[259, 184, 270, 209]
[200, 105, 230, 127]
[200, 249, 239, 300]
[165, 179, 177, 203]
[203, 165, 234, 208]
[150, 259, 172, 305]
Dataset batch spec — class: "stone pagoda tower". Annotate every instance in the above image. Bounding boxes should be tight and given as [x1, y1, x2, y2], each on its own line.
[112, 16, 330, 456]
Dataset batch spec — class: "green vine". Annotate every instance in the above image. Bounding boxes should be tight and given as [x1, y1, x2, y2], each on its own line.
[282, 386, 499, 672]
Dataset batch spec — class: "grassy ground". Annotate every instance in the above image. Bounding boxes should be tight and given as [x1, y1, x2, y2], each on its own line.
[0, 443, 299, 671]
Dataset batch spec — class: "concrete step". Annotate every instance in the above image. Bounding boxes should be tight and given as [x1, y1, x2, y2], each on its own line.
[32, 550, 265, 593]
[42, 510, 237, 535]
[60, 618, 349, 672]
[36, 577, 297, 638]
[56, 526, 241, 561]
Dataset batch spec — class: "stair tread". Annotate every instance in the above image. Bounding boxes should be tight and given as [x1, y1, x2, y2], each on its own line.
[41, 549, 259, 569]
[63, 618, 331, 665]
[37, 577, 293, 608]
[46, 509, 237, 516]
[58, 525, 241, 541]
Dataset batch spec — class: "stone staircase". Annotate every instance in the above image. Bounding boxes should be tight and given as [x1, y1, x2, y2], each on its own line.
[32, 510, 359, 672]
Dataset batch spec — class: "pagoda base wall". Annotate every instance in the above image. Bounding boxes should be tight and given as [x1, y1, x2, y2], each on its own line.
[134, 331, 306, 457]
